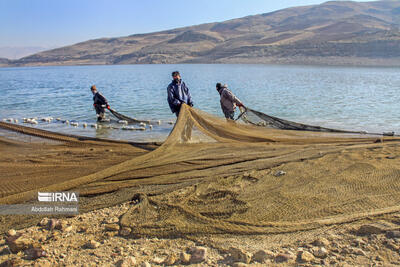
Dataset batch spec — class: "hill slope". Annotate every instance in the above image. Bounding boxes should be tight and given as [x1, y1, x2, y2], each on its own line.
[0, 58, 9, 67]
[9, 1, 400, 67]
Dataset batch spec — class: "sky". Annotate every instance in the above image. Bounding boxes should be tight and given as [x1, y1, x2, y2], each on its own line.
[1, 0, 377, 48]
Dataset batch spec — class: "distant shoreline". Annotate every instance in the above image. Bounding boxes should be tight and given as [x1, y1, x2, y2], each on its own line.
[2, 57, 400, 69]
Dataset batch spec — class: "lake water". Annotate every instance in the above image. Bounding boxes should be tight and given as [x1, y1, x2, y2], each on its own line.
[1, 64, 399, 142]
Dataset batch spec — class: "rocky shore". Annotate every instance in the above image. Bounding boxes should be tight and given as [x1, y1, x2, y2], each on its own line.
[2, 200, 400, 266]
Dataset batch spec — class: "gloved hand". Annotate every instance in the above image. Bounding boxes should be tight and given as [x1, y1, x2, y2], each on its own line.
[106, 105, 110, 109]
[93, 103, 96, 107]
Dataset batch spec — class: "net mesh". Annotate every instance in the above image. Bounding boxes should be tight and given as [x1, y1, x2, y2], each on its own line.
[238, 107, 397, 136]
[1, 105, 400, 237]
[108, 108, 151, 124]
[238, 107, 362, 133]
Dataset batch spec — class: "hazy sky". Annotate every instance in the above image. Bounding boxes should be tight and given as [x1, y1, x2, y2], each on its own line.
[1, 0, 377, 48]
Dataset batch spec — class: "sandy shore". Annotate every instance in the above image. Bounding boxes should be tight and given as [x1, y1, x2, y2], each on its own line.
[1, 106, 400, 266]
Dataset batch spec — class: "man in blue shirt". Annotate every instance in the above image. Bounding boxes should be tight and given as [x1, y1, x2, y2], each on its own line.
[167, 71, 194, 117]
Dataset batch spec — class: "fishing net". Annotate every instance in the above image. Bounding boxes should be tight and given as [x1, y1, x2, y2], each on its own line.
[108, 108, 151, 124]
[237, 107, 361, 133]
[237, 107, 397, 136]
[1, 104, 400, 237]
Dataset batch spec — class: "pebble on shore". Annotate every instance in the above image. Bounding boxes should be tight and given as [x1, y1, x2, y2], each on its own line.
[86, 240, 100, 249]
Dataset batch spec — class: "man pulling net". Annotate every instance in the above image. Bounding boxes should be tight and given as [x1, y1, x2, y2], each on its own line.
[211, 83, 395, 136]
[90, 85, 151, 124]
[216, 83, 245, 121]
[91, 85, 110, 122]
[167, 71, 194, 141]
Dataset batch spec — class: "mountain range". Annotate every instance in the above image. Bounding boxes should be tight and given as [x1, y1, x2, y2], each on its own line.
[4, 0, 400, 67]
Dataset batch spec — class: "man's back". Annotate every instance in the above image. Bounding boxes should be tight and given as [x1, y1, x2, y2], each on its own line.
[93, 92, 107, 105]
[219, 87, 242, 113]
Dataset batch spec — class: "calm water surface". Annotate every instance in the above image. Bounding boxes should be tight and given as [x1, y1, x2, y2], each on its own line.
[1, 64, 399, 141]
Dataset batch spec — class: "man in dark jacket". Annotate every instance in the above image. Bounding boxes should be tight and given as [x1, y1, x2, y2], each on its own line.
[167, 71, 194, 117]
[91, 85, 109, 121]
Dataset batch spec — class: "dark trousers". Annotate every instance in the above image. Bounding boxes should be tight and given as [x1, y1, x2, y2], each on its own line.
[95, 105, 105, 121]
[223, 110, 235, 120]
